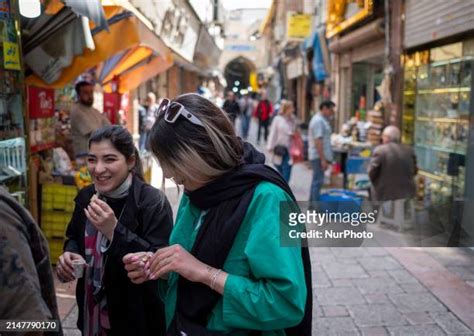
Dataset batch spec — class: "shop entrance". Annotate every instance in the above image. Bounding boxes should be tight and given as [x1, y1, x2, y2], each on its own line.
[352, 58, 384, 120]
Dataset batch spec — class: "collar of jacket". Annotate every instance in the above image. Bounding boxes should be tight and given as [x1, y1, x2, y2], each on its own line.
[76, 175, 145, 231]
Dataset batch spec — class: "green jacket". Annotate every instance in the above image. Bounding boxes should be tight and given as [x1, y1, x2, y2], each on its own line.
[160, 182, 306, 335]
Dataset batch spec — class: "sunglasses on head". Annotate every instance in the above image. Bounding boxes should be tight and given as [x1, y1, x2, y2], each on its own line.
[156, 98, 204, 127]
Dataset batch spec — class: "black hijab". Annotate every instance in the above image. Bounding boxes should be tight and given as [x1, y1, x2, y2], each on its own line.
[168, 142, 312, 336]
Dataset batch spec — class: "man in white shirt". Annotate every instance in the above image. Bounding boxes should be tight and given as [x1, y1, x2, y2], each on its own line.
[70, 80, 111, 160]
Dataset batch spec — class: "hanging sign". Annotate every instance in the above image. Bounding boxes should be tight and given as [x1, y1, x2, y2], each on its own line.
[287, 13, 313, 40]
[3, 41, 21, 70]
[28, 86, 55, 119]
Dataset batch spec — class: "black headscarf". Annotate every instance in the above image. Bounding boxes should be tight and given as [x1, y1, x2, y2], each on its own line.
[168, 142, 312, 336]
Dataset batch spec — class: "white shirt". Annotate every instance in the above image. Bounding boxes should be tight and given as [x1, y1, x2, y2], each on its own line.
[267, 115, 295, 151]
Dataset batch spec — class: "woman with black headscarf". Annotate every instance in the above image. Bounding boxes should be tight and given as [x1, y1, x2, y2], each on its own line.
[123, 93, 312, 335]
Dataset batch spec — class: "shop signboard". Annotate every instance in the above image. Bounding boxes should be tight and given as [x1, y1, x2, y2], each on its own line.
[103, 92, 121, 124]
[286, 57, 307, 80]
[286, 12, 313, 40]
[28, 86, 55, 119]
[159, 0, 199, 63]
[3, 41, 21, 70]
[326, 0, 374, 38]
[224, 44, 257, 52]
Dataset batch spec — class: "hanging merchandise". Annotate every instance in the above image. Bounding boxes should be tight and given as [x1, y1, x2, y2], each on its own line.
[0, 0, 10, 20]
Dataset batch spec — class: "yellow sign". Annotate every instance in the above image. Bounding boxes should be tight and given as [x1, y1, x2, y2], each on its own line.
[3, 41, 21, 70]
[326, 0, 373, 38]
[287, 13, 313, 40]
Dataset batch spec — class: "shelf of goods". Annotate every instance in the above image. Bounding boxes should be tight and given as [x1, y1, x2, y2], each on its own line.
[41, 183, 77, 263]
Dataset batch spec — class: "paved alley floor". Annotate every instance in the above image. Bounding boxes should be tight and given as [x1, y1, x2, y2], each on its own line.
[58, 118, 474, 335]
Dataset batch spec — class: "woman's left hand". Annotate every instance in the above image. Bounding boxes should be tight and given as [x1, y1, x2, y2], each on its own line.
[148, 244, 208, 283]
[85, 198, 118, 240]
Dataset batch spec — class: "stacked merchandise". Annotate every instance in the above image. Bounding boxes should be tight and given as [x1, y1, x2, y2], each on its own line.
[41, 183, 76, 263]
[367, 103, 384, 145]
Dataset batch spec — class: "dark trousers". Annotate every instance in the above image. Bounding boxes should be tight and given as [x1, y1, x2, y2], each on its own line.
[257, 119, 269, 143]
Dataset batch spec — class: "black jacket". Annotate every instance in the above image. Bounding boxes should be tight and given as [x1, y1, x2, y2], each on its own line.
[64, 176, 173, 336]
[222, 100, 240, 120]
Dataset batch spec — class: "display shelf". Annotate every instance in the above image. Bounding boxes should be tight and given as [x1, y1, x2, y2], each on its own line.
[418, 170, 452, 182]
[416, 116, 430, 121]
[415, 143, 466, 156]
[418, 87, 470, 94]
[433, 117, 466, 123]
[415, 116, 469, 123]
[31, 142, 56, 154]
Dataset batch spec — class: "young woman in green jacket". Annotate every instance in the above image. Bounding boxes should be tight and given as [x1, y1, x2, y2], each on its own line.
[123, 93, 312, 335]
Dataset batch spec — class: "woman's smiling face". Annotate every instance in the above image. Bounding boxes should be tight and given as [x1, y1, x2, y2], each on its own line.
[87, 140, 134, 193]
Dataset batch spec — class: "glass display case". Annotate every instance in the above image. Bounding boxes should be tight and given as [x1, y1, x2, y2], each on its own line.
[402, 41, 473, 206]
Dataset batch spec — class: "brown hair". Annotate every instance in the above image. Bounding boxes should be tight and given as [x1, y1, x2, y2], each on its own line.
[149, 93, 243, 185]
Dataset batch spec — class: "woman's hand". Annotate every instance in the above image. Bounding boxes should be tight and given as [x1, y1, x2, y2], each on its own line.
[85, 198, 117, 240]
[57, 252, 85, 283]
[123, 252, 153, 284]
[148, 245, 208, 283]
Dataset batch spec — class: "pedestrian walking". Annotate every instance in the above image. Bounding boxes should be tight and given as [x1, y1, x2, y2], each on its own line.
[238, 93, 253, 139]
[254, 89, 273, 144]
[0, 187, 62, 336]
[123, 93, 312, 335]
[267, 99, 297, 182]
[368, 125, 417, 201]
[70, 80, 111, 162]
[139, 92, 159, 151]
[222, 91, 240, 125]
[308, 100, 335, 202]
[57, 125, 173, 336]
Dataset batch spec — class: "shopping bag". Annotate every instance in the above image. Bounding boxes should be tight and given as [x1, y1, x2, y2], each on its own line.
[290, 132, 304, 163]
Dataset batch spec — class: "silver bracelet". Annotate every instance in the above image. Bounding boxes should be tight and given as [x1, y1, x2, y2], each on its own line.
[210, 269, 222, 290]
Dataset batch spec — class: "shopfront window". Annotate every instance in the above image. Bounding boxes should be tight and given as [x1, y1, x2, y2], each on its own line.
[402, 40, 473, 207]
[351, 61, 383, 120]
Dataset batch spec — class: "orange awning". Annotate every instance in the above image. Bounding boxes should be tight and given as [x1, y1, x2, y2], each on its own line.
[26, 14, 141, 88]
[102, 53, 173, 93]
[26, 2, 171, 89]
[101, 46, 152, 84]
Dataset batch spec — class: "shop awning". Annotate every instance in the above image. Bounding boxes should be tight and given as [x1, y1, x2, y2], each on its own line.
[102, 52, 173, 93]
[25, 1, 170, 89]
[259, 0, 276, 35]
[25, 11, 137, 87]
[98, 45, 173, 93]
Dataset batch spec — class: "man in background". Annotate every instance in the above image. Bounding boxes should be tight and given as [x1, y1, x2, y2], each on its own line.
[239, 94, 254, 140]
[139, 92, 158, 151]
[0, 187, 62, 335]
[222, 91, 240, 125]
[70, 80, 110, 161]
[308, 100, 335, 203]
[368, 126, 417, 201]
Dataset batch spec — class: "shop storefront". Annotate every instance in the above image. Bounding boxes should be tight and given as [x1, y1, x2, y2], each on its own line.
[402, 42, 472, 205]
[402, 0, 474, 245]
[328, 15, 385, 131]
[0, 0, 28, 204]
[14, 0, 173, 262]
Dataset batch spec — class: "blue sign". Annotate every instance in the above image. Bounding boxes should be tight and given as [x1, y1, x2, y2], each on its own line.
[225, 44, 257, 52]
